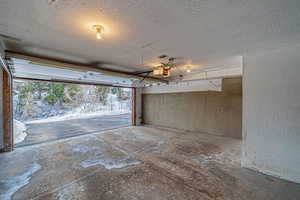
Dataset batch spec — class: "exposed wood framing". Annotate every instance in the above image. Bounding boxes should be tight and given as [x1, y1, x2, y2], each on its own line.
[5, 51, 167, 83]
[2, 69, 13, 152]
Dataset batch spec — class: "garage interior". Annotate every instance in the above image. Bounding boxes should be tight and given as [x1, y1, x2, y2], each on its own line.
[1, 0, 300, 200]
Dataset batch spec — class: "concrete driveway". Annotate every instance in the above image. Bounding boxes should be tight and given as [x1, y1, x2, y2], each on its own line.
[15, 113, 131, 147]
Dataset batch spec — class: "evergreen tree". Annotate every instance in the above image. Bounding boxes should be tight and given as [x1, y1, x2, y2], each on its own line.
[44, 83, 65, 106]
[111, 87, 117, 94]
[32, 81, 49, 99]
[17, 81, 36, 119]
[18, 82, 34, 106]
[96, 86, 110, 105]
[116, 88, 123, 100]
[116, 88, 130, 101]
[64, 84, 81, 104]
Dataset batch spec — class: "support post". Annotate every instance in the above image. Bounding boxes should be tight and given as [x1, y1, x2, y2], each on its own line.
[2, 69, 13, 152]
[131, 88, 137, 126]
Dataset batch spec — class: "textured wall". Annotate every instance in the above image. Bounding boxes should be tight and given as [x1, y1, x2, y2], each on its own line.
[243, 44, 300, 184]
[142, 78, 242, 139]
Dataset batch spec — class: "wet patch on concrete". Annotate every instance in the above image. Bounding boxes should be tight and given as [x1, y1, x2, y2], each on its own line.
[140, 141, 164, 153]
[0, 163, 41, 200]
[72, 144, 102, 153]
[72, 140, 142, 170]
[81, 156, 142, 169]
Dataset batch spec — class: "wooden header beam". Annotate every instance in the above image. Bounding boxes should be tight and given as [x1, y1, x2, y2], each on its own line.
[5, 50, 168, 84]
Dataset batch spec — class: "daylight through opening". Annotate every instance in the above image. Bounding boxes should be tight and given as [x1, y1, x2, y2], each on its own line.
[13, 79, 132, 147]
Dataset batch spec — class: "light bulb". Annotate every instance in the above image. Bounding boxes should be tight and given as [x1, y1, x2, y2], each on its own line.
[96, 32, 102, 39]
[93, 25, 104, 40]
[186, 65, 192, 73]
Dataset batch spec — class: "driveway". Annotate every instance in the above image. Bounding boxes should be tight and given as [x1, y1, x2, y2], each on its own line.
[15, 113, 131, 147]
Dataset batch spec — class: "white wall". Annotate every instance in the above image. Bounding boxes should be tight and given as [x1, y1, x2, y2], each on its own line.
[143, 79, 222, 94]
[143, 63, 243, 94]
[242, 44, 300, 184]
[181, 66, 242, 82]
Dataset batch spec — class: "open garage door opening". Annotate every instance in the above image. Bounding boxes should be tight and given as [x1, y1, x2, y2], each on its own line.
[13, 79, 132, 147]
[5, 57, 138, 148]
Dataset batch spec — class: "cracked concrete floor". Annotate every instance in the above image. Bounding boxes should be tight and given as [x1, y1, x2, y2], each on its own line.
[1, 126, 300, 200]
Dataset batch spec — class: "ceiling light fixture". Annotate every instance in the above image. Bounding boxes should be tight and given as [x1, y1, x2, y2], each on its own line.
[93, 25, 104, 40]
[186, 66, 191, 73]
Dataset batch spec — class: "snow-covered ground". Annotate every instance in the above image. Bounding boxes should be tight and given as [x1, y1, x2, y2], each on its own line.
[26, 110, 130, 124]
[14, 120, 27, 144]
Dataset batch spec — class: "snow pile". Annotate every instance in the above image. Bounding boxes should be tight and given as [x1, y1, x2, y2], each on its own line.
[13, 120, 27, 144]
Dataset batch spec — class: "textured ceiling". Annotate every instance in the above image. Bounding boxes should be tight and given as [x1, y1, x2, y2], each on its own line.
[0, 0, 300, 77]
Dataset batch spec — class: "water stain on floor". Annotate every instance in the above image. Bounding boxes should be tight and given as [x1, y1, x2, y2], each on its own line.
[0, 163, 41, 200]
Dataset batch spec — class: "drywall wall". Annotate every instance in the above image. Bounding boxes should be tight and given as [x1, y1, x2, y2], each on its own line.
[143, 79, 222, 94]
[142, 77, 242, 139]
[181, 64, 243, 82]
[242, 44, 300, 184]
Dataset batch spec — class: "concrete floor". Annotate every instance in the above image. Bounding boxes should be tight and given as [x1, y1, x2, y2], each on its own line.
[16, 113, 131, 147]
[1, 126, 300, 200]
